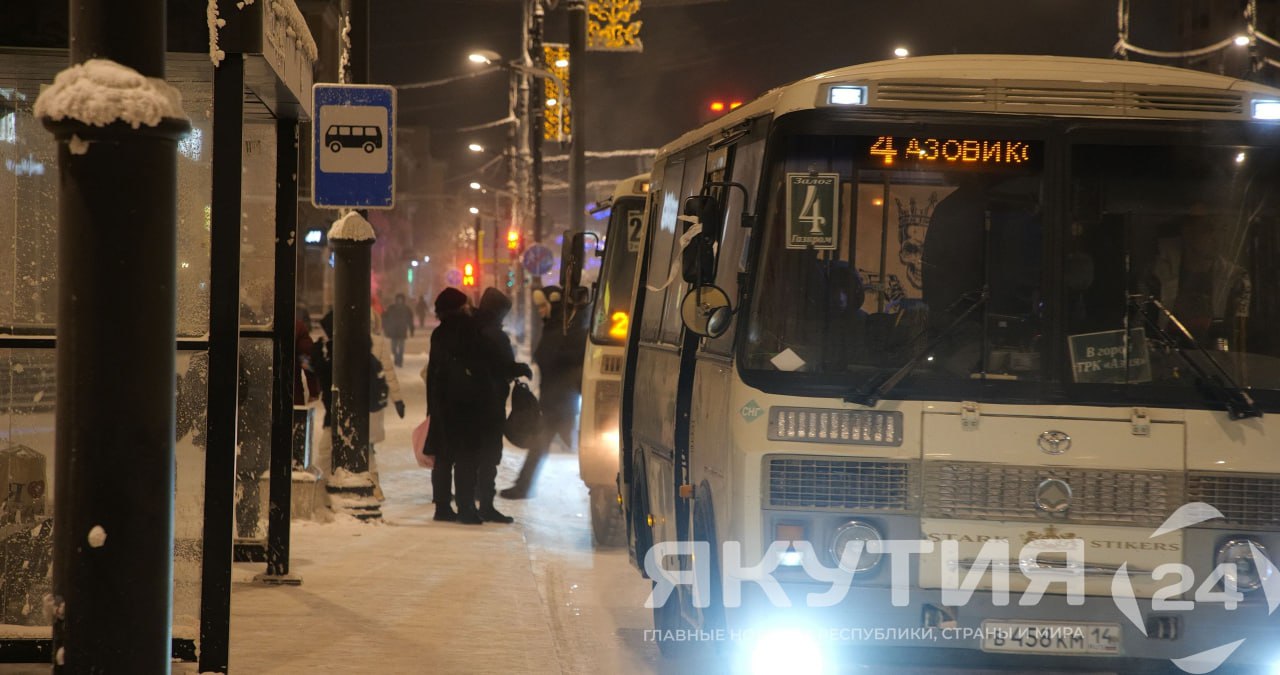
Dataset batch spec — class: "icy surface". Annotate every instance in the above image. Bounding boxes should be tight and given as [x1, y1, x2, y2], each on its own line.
[67, 134, 89, 155]
[327, 210, 376, 241]
[268, 0, 319, 62]
[33, 59, 185, 128]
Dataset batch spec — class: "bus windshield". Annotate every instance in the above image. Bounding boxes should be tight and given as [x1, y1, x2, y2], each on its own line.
[590, 196, 645, 345]
[744, 130, 1280, 406]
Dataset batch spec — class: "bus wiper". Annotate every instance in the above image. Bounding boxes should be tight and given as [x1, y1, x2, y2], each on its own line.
[1128, 295, 1262, 420]
[845, 288, 988, 407]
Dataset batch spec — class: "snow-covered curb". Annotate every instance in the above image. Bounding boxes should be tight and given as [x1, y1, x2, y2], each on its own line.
[33, 59, 186, 129]
[328, 211, 376, 242]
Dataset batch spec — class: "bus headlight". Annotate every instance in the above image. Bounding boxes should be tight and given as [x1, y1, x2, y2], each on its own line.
[829, 520, 882, 572]
[1215, 538, 1276, 592]
[749, 628, 824, 675]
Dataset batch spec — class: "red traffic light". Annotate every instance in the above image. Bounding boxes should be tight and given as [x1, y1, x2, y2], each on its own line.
[507, 228, 520, 251]
[462, 262, 476, 286]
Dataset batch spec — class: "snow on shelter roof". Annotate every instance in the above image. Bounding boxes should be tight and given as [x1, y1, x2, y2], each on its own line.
[656, 54, 1280, 159]
[33, 59, 186, 128]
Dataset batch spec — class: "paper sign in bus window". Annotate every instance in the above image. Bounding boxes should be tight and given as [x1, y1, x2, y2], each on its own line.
[1067, 328, 1152, 384]
[786, 173, 839, 250]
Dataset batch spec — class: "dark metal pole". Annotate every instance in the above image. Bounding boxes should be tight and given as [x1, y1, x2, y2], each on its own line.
[262, 117, 301, 582]
[328, 227, 380, 519]
[530, 0, 546, 243]
[567, 0, 587, 233]
[46, 0, 185, 670]
[327, 0, 379, 520]
[198, 47, 244, 675]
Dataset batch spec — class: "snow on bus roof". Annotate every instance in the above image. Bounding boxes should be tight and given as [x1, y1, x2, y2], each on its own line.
[656, 54, 1280, 159]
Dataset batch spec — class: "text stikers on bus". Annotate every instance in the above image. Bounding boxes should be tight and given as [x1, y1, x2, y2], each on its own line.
[870, 136, 1032, 165]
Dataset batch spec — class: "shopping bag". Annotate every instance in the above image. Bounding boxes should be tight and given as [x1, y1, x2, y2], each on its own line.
[503, 381, 541, 449]
[412, 417, 434, 468]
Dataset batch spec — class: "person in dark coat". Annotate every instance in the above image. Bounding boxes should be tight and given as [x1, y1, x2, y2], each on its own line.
[415, 294, 429, 329]
[426, 288, 485, 524]
[473, 287, 533, 523]
[382, 293, 415, 367]
[502, 286, 587, 499]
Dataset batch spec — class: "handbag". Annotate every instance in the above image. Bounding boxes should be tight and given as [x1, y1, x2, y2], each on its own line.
[412, 416, 434, 468]
[503, 381, 542, 449]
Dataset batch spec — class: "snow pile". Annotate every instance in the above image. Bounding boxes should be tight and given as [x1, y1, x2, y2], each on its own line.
[268, 0, 319, 63]
[67, 134, 90, 155]
[33, 59, 186, 129]
[206, 0, 226, 65]
[328, 211, 376, 241]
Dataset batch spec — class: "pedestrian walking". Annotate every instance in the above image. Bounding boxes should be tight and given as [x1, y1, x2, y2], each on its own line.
[415, 294, 429, 329]
[474, 287, 533, 523]
[502, 286, 586, 499]
[426, 288, 486, 524]
[382, 292, 415, 367]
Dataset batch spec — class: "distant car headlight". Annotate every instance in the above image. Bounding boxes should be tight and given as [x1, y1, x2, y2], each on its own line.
[829, 520, 882, 573]
[1216, 538, 1275, 592]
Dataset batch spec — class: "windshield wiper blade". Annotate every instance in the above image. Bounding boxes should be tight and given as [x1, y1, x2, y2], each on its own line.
[1128, 295, 1262, 420]
[845, 288, 988, 407]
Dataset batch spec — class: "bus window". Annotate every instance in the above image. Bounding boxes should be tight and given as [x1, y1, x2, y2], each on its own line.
[1066, 142, 1280, 391]
[590, 196, 645, 345]
[659, 152, 708, 344]
[705, 139, 765, 355]
[745, 133, 1044, 390]
[640, 162, 684, 342]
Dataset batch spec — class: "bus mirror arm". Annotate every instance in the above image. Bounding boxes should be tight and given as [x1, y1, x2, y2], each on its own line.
[1127, 295, 1262, 420]
[702, 180, 757, 228]
[846, 289, 989, 408]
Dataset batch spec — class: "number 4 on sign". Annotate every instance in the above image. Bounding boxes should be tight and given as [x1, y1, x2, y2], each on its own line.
[871, 136, 897, 164]
[799, 184, 826, 234]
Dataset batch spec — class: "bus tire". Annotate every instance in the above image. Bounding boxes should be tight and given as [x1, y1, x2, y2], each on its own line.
[691, 481, 726, 638]
[589, 485, 626, 547]
[363, 141, 376, 153]
[328, 141, 341, 153]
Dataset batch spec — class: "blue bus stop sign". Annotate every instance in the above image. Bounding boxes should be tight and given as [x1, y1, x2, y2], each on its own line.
[445, 269, 463, 287]
[312, 84, 396, 209]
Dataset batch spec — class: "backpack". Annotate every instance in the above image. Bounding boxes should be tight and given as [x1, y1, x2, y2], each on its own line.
[370, 352, 389, 413]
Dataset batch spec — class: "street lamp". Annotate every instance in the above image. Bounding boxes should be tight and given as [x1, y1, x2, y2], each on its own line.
[469, 206, 480, 215]
[469, 181, 483, 190]
[894, 46, 910, 58]
[468, 142, 485, 153]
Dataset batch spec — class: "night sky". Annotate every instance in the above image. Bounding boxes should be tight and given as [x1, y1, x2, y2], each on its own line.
[369, 0, 1184, 218]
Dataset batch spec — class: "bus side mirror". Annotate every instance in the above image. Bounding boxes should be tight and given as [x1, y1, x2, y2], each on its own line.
[680, 195, 719, 285]
[560, 230, 586, 292]
[680, 285, 733, 338]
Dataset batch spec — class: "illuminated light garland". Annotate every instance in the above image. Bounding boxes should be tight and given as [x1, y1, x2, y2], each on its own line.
[586, 0, 643, 52]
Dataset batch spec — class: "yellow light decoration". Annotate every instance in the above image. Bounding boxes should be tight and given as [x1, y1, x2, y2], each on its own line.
[586, 0, 643, 52]
[543, 43, 571, 141]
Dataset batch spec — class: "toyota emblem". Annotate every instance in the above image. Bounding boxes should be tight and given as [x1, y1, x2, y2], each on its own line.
[1038, 430, 1071, 455]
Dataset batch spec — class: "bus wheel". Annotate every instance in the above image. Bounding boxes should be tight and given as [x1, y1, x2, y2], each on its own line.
[363, 141, 376, 153]
[328, 141, 341, 153]
[589, 485, 626, 547]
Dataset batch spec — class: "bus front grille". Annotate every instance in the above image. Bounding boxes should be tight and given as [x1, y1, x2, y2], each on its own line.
[599, 354, 623, 375]
[1187, 473, 1280, 530]
[765, 455, 918, 513]
[924, 462, 1182, 527]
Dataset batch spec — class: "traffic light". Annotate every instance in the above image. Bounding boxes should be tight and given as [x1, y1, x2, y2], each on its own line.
[507, 228, 520, 252]
[506, 268, 516, 289]
[462, 262, 476, 287]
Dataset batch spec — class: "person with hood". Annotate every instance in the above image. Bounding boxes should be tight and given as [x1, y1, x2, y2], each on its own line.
[369, 310, 406, 501]
[426, 288, 486, 524]
[473, 287, 533, 523]
[501, 285, 586, 499]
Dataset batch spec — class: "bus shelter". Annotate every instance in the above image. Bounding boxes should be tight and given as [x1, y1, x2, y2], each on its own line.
[0, 1, 316, 669]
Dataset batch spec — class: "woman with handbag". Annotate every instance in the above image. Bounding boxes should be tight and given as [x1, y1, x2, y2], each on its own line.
[425, 288, 487, 524]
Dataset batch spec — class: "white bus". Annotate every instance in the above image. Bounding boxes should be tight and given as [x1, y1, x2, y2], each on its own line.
[576, 173, 650, 546]
[621, 55, 1280, 671]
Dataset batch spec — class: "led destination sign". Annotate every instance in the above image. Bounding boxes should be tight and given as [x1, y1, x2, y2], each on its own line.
[868, 135, 1037, 166]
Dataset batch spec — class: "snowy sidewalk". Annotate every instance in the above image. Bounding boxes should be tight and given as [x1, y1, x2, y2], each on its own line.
[209, 336, 563, 674]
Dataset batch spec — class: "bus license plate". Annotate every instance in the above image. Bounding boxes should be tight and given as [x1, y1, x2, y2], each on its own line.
[980, 621, 1121, 656]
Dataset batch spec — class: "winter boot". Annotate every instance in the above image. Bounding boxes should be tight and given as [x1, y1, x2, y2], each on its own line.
[498, 484, 529, 500]
[479, 503, 514, 524]
[433, 503, 458, 522]
[456, 507, 484, 525]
